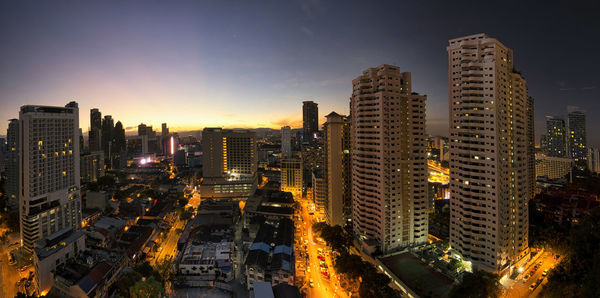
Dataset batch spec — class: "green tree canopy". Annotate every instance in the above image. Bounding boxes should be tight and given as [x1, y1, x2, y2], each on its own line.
[129, 276, 164, 298]
[449, 270, 501, 298]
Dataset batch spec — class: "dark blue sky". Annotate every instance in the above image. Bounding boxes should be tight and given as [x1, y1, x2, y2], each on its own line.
[1, 0, 598, 146]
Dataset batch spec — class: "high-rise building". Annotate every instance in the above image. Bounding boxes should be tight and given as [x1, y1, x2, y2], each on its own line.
[89, 108, 102, 152]
[101, 115, 114, 158]
[301, 142, 324, 186]
[280, 159, 303, 197]
[19, 102, 82, 251]
[351, 64, 428, 253]
[312, 169, 327, 215]
[81, 151, 105, 183]
[0, 137, 5, 173]
[324, 112, 351, 227]
[138, 123, 155, 137]
[539, 134, 548, 153]
[281, 126, 292, 158]
[6, 119, 19, 211]
[545, 116, 567, 157]
[113, 121, 126, 153]
[567, 107, 587, 168]
[201, 128, 257, 179]
[200, 128, 258, 199]
[448, 34, 533, 273]
[161, 123, 169, 137]
[588, 147, 600, 173]
[302, 101, 319, 142]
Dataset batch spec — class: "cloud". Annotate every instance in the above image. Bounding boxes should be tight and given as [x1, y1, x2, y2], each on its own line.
[300, 26, 314, 37]
[273, 117, 302, 128]
[299, 0, 326, 17]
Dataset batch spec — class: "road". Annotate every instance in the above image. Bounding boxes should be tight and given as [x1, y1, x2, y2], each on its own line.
[503, 251, 561, 298]
[296, 196, 350, 298]
[154, 218, 185, 265]
[0, 234, 22, 297]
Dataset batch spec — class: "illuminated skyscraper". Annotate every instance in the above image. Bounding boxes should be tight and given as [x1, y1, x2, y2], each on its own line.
[19, 102, 82, 251]
[351, 64, 428, 253]
[567, 107, 587, 168]
[448, 34, 533, 273]
[545, 116, 567, 157]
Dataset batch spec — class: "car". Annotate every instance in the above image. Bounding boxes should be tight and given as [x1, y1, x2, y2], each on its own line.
[542, 270, 548, 276]
[19, 265, 29, 272]
[529, 284, 536, 291]
[317, 255, 325, 261]
[309, 279, 314, 288]
[523, 274, 530, 280]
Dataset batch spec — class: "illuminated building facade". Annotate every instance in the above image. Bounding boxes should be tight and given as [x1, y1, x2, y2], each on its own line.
[545, 116, 567, 157]
[448, 34, 533, 273]
[324, 112, 351, 226]
[567, 107, 587, 169]
[201, 128, 258, 199]
[19, 102, 82, 252]
[351, 64, 428, 253]
[280, 158, 302, 197]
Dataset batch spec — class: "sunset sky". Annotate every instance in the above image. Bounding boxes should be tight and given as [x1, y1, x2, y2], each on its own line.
[1, 1, 598, 145]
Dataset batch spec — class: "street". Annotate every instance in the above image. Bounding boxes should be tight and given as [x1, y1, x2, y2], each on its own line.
[503, 251, 561, 298]
[296, 196, 350, 298]
[0, 234, 22, 297]
[153, 218, 185, 265]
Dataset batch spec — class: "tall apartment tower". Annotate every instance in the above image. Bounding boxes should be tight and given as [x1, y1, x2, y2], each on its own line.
[350, 64, 428, 253]
[201, 128, 257, 180]
[545, 116, 567, 157]
[88, 108, 102, 152]
[302, 101, 319, 141]
[6, 119, 19, 211]
[281, 126, 292, 158]
[448, 34, 533, 273]
[19, 102, 82, 251]
[567, 107, 587, 168]
[324, 112, 351, 227]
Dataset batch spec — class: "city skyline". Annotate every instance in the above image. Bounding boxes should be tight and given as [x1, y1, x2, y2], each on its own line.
[1, 1, 599, 146]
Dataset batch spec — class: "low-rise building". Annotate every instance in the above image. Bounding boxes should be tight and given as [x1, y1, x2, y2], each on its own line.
[245, 218, 294, 290]
[244, 190, 295, 227]
[52, 248, 127, 298]
[34, 228, 86, 296]
[178, 241, 235, 285]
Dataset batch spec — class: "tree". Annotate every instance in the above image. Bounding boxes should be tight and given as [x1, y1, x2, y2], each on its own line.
[449, 271, 501, 298]
[116, 270, 142, 297]
[129, 276, 164, 298]
[447, 258, 462, 272]
[134, 262, 157, 278]
[540, 208, 600, 297]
